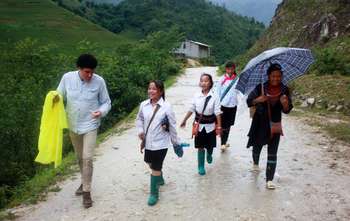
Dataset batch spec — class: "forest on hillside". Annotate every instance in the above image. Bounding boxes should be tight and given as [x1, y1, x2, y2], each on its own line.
[55, 0, 265, 63]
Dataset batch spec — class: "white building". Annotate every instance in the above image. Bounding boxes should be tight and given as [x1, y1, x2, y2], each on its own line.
[174, 40, 211, 59]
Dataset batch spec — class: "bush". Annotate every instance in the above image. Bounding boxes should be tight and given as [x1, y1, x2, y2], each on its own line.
[0, 39, 73, 207]
[199, 56, 216, 66]
[314, 48, 350, 76]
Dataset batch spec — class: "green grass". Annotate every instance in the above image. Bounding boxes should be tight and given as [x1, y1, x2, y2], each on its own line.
[0, 0, 132, 54]
[290, 108, 350, 145]
[324, 123, 350, 144]
[309, 118, 350, 144]
[0, 153, 75, 221]
[164, 71, 183, 88]
[293, 73, 350, 106]
[0, 211, 16, 221]
[0, 152, 78, 221]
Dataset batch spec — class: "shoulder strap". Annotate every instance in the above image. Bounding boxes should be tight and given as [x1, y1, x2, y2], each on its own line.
[198, 95, 212, 123]
[144, 104, 160, 137]
[220, 77, 238, 102]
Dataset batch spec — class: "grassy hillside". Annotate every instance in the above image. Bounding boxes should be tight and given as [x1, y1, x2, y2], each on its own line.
[56, 0, 265, 64]
[0, 0, 131, 54]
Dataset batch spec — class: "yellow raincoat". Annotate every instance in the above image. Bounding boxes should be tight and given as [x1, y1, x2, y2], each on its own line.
[35, 91, 68, 167]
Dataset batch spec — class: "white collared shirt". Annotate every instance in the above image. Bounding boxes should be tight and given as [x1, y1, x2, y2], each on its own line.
[215, 74, 239, 108]
[57, 71, 111, 134]
[189, 90, 221, 133]
[136, 98, 180, 151]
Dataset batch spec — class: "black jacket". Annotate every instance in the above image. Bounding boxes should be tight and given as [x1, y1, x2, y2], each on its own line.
[246, 83, 293, 147]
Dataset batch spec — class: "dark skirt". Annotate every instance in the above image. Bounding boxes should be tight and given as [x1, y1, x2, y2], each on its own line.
[194, 128, 217, 149]
[221, 106, 237, 128]
[144, 148, 168, 171]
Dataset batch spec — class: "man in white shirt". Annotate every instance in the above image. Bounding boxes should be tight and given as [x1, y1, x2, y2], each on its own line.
[55, 54, 111, 208]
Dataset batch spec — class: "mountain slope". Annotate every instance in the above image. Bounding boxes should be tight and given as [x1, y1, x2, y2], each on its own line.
[237, 0, 350, 69]
[209, 0, 282, 26]
[0, 0, 131, 54]
[59, 0, 265, 63]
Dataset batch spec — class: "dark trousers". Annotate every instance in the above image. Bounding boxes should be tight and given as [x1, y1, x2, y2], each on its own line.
[206, 146, 213, 156]
[252, 135, 280, 181]
[221, 127, 231, 145]
[221, 106, 237, 145]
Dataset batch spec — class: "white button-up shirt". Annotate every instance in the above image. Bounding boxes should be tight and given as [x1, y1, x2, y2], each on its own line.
[215, 74, 239, 108]
[57, 71, 111, 135]
[189, 90, 221, 133]
[136, 98, 180, 151]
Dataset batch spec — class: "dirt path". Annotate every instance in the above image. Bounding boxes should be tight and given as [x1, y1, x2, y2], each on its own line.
[11, 67, 350, 221]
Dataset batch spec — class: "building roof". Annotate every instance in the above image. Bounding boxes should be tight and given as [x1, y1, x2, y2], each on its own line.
[187, 40, 210, 48]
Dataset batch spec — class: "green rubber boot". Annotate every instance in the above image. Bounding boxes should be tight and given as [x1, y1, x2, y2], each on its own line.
[148, 175, 160, 206]
[206, 150, 213, 164]
[197, 150, 206, 175]
[158, 173, 165, 186]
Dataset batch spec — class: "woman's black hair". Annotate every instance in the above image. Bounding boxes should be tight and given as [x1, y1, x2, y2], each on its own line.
[225, 61, 236, 68]
[267, 63, 283, 76]
[200, 73, 214, 90]
[76, 54, 98, 69]
[149, 80, 165, 100]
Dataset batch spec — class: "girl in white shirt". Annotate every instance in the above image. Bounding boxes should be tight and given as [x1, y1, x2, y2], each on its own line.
[180, 73, 222, 175]
[216, 61, 240, 152]
[136, 80, 182, 206]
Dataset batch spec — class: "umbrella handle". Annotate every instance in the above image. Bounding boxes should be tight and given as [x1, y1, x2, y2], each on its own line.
[261, 83, 265, 95]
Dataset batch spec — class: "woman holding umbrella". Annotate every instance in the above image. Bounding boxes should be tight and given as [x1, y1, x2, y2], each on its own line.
[246, 63, 293, 189]
[236, 47, 314, 189]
